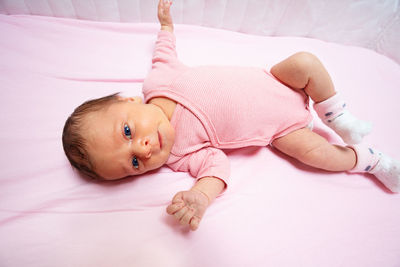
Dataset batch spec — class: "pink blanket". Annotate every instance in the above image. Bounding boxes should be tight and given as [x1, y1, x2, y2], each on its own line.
[0, 15, 399, 267]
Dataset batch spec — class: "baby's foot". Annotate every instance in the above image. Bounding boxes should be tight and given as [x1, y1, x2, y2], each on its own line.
[327, 110, 372, 145]
[370, 152, 400, 193]
[349, 145, 400, 193]
[314, 93, 372, 144]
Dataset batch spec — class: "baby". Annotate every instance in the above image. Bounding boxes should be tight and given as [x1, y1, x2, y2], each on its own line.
[62, 0, 400, 231]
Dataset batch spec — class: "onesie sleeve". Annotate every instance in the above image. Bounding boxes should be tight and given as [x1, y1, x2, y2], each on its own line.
[152, 30, 179, 69]
[142, 30, 186, 100]
[167, 147, 230, 188]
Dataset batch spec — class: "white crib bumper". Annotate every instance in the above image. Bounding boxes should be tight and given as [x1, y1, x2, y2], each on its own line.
[0, 0, 399, 63]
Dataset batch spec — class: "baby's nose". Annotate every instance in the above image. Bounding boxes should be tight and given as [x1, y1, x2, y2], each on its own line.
[136, 138, 152, 159]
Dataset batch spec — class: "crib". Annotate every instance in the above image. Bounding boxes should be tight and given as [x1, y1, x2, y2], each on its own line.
[0, 1, 399, 266]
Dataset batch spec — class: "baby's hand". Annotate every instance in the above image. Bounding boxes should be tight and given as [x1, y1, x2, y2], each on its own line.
[158, 0, 173, 32]
[166, 189, 209, 231]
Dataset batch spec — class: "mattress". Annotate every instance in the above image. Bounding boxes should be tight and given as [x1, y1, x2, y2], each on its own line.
[0, 14, 399, 267]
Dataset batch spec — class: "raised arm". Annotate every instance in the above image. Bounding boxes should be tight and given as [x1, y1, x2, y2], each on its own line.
[151, 0, 178, 69]
[158, 0, 173, 33]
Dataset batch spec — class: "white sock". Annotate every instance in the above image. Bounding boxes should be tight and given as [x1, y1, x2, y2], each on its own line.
[313, 93, 372, 144]
[349, 145, 400, 193]
[370, 153, 400, 193]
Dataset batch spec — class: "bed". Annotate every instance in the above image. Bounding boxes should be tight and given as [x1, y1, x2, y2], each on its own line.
[1, 1, 400, 266]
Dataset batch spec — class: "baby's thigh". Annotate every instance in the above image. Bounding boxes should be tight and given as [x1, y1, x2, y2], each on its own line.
[272, 128, 327, 159]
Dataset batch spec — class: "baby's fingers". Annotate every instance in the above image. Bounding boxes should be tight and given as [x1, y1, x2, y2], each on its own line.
[176, 208, 201, 231]
[158, 0, 172, 12]
[166, 202, 184, 215]
[162, 0, 172, 7]
[179, 207, 195, 226]
[190, 217, 200, 231]
[173, 206, 188, 221]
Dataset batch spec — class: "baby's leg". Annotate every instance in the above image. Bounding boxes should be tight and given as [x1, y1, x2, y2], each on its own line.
[270, 52, 336, 103]
[270, 52, 372, 144]
[272, 127, 356, 171]
[272, 128, 400, 192]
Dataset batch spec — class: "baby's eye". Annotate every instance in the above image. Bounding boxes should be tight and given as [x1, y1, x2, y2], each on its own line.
[132, 156, 139, 169]
[124, 124, 132, 139]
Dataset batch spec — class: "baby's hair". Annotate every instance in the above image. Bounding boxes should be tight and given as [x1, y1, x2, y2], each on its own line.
[62, 92, 121, 180]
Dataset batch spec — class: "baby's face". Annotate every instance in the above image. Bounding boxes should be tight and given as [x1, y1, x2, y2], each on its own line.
[84, 97, 175, 180]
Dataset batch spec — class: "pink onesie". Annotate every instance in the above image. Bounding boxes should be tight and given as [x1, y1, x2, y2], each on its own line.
[143, 30, 313, 186]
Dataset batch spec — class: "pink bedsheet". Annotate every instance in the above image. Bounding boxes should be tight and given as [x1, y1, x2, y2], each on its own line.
[0, 15, 399, 267]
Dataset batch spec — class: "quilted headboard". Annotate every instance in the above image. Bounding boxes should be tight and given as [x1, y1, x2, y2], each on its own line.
[1, 0, 399, 64]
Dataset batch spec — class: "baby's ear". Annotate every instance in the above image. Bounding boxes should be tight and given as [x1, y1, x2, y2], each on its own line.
[117, 96, 143, 103]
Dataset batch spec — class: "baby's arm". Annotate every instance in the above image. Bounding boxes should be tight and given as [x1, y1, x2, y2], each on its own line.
[166, 177, 225, 231]
[150, 0, 181, 71]
[158, 0, 173, 32]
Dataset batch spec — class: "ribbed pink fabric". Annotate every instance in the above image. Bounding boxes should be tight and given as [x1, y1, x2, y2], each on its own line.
[143, 30, 313, 184]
